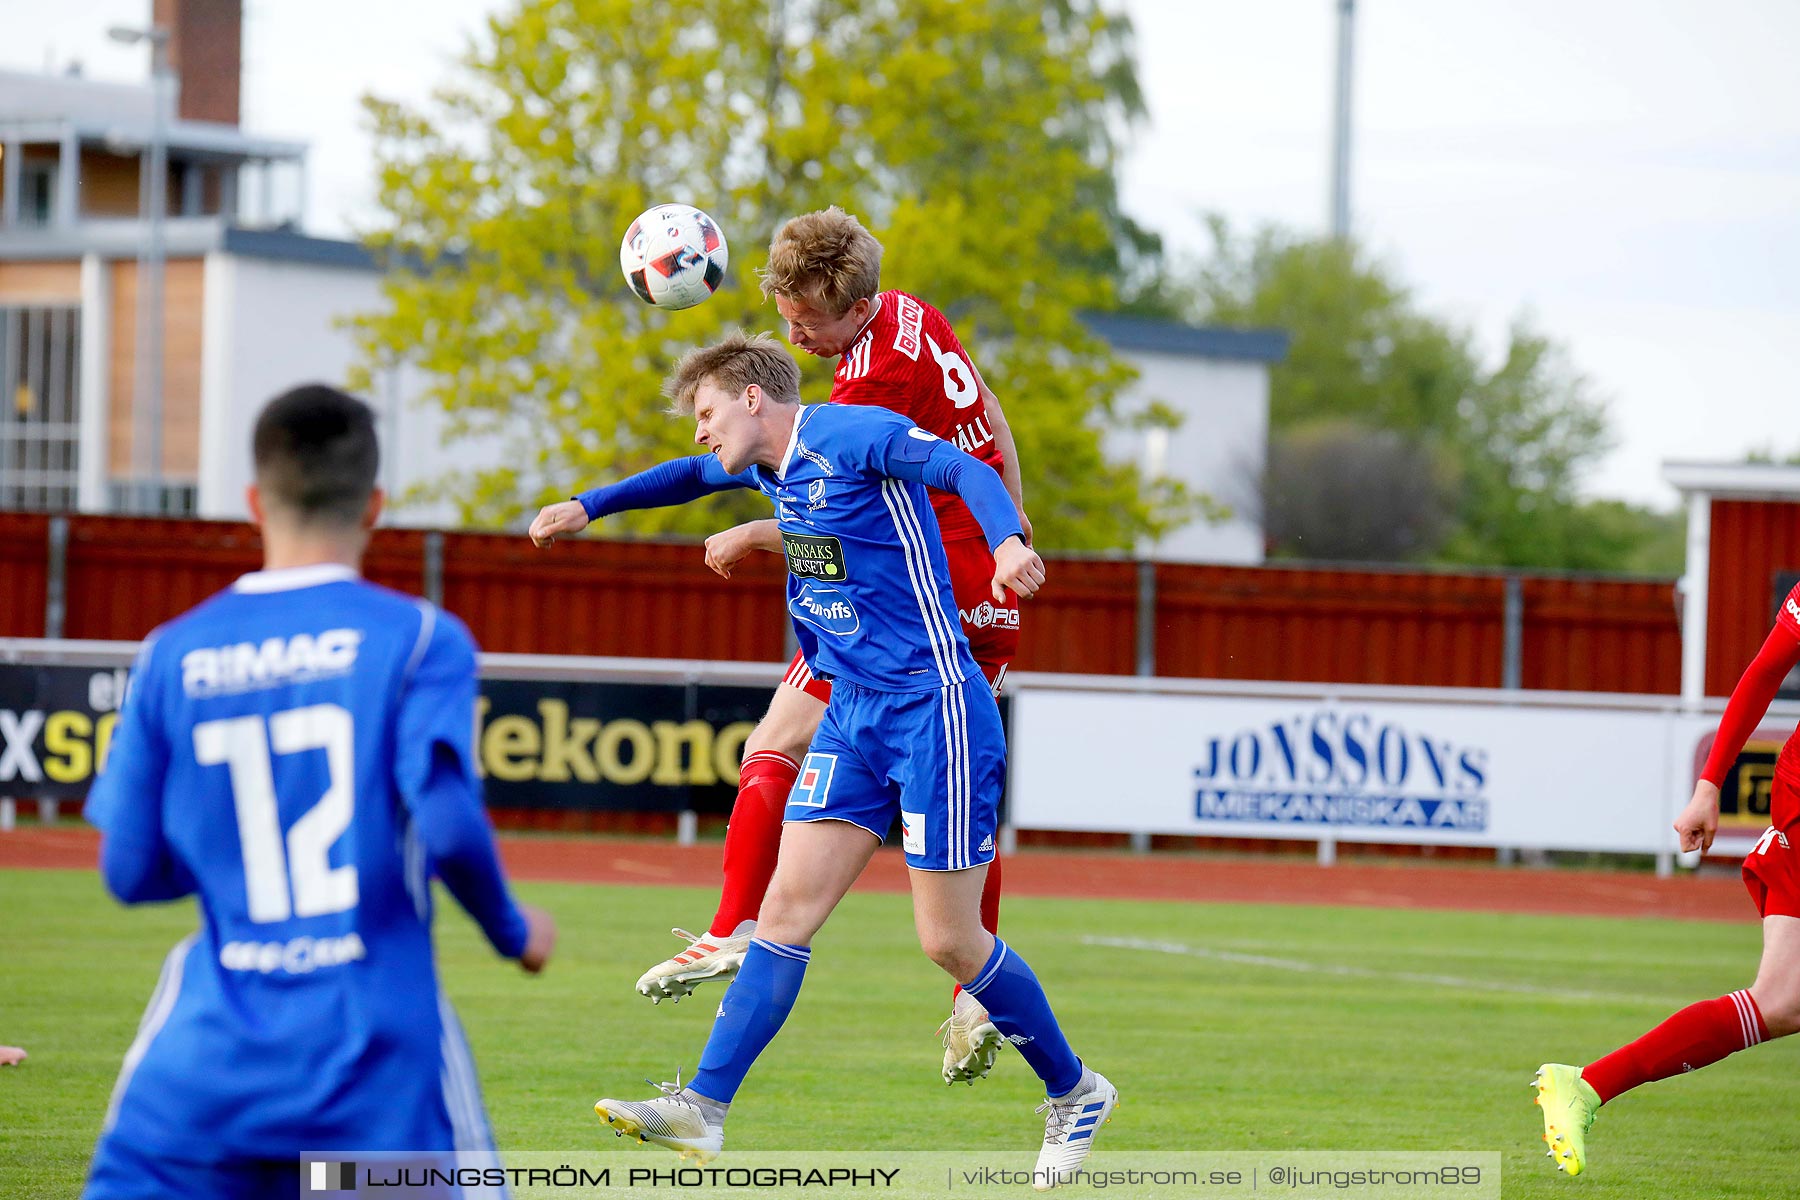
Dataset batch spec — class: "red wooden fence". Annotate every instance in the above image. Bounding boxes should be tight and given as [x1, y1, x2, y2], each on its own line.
[438, 531, 790, 662]
[1706, 500, 1800, 695]
[1153, 564, 1507, 687]
[0, 512, 49, 638]
[1, 515, 1686, 694]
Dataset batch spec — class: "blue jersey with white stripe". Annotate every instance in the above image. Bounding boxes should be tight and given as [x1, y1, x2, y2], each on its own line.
[573, 403, 1024, 693]
[85, 564, 522, 1162]
[747, 404, 997, 692]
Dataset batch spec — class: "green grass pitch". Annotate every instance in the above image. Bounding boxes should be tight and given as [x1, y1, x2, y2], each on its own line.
[1, 865, 1794, 1198]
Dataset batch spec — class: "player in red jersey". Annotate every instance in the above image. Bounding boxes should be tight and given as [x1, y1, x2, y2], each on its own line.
[1533, 581, 1800, 1176]
[529, 208, 1029, 1084]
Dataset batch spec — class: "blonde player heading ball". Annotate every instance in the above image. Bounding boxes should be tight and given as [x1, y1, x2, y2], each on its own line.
[543, 330, 1113, 1188]
[533, 207, 1031, 1087]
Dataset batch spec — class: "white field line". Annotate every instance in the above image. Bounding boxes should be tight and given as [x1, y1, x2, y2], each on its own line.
[1082, 935, 1680, 1007]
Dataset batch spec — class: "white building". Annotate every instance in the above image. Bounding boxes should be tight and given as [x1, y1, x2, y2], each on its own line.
[0, 1, 1283, 563]
[1085, 313, 1282, 563]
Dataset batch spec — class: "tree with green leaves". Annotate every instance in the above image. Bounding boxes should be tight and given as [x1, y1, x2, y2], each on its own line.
[349, 0, 1186, 550]
[1188, 218, 1678, 572]
[1248, 419, 1456, 562]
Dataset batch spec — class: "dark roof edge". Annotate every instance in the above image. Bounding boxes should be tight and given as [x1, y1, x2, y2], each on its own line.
[221, 226, 379, 270]
[1080, 311, 1288, 363]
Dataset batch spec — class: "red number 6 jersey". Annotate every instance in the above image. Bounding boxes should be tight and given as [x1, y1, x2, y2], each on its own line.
[829, 290, 1005, 544]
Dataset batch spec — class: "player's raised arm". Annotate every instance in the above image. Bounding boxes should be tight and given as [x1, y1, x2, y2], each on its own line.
[530, 454, 754, 548]
[528, 500, 590, 547]
[86, 639, 197, 905]
[1684, 609, 1800, 851]
[393, 608, 554, 971]
[704, 519, 782, 579]
[974, 374, 1032, 547]
[872, 418, 1045, 601]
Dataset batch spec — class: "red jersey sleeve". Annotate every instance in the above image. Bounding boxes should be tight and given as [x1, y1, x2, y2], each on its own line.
[1781, 582, 1800, 639]
[1699, 583, 1800, 786]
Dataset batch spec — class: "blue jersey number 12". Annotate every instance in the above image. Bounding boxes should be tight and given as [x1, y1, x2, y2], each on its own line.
[193, 704, 359, 923]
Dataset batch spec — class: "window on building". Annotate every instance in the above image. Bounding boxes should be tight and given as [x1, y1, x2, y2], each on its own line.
[105, 479, 197, 517]
[19, 163, 56, 227]
[0, 305, 82, 511]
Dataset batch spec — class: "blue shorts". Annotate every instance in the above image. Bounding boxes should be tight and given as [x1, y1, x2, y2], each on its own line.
[785, 674, 1003, 871]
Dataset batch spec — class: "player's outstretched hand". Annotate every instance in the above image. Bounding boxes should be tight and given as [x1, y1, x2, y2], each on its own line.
[528, 501, 589, 548]
[1017, 510, 1035, 548]
[0, 1046, 25, 1067]
[705, 520, 780, 579]
[517, 903, 557, 974]
[1675, 780, 1721, 853]
[992, 535, 1045, 601]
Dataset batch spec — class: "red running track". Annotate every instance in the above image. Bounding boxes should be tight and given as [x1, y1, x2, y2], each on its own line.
[0, 826, 1754, 923]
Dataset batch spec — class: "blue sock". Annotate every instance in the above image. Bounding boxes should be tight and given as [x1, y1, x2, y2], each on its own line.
[963, 938, 1084, 1097]
[689, 938, 810, 1103]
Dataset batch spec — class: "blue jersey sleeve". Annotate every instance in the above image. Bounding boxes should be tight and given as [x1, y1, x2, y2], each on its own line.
[394, 607, 529, 959]
[86, 636, 196, 904]
[867, 415, 1023, 552]
[575, 454, 754, 521]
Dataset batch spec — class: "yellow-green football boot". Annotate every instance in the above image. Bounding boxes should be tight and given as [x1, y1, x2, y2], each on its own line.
[1533, 1063, 1601, 1176]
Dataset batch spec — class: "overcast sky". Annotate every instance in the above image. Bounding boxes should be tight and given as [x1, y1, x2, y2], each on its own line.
[9, 0, 1795, 507]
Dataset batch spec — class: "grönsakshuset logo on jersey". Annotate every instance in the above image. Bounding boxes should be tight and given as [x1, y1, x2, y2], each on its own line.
[1193, 709, 1490, 832]
[782, 531, 848, 580]
[790, 582, 860, 637]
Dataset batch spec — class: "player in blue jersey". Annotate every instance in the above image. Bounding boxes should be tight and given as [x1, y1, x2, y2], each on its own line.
[82, 384, 555, 1200]
[573, 333, 1115, 1190]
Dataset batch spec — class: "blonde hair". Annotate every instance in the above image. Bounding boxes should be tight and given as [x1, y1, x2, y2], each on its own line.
[663, 331, 802, 415]
[759, 206, 883, 316]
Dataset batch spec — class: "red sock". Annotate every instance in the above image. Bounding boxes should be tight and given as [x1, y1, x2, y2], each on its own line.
[953, 855, 1005, 1001]
[1582, 989, 1768, 1103]
[709, 751, 798, 936]
[979, 852, 1002, 936]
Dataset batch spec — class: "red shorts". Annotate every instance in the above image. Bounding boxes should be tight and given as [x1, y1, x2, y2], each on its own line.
[1742, 774, 1800, 919]
[783, 535, 1020, 703]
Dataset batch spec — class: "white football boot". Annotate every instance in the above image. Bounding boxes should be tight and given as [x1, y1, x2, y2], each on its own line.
[1032, 1069, 1118, 1191]
[939, 990, 1005, 1084]
[594, 1079, 725, 1162]
[634, 924, 753, 1003]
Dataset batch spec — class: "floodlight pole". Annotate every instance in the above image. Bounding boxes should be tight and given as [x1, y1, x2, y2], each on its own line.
[111, 24, 171, 513]
[1329, 0, 1356, 240]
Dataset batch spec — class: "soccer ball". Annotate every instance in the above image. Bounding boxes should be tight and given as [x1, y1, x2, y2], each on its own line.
[619, 204, 729, 310]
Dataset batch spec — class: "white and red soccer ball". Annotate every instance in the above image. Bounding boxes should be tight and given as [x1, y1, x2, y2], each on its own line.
[619, 204, 728, 310]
